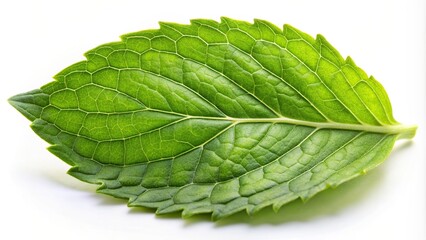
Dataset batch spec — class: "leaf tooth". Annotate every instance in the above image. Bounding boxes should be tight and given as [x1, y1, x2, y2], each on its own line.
[325, 182, 338, 189]
[181, 205, 212, 219]
[181, 209, 193, 219]
[48, 145, 77, 167]
[283, 24, 316, 45]
[299, 195, 310, 203]
[189, 18, 220, 27]
[211, 198, 249, 220]
[127, 196, 138, 206]
[137, 199, 174, 210]
[272, 194, 298, 213]
[282, 23, 292, 32]
[219, 16, 234, 26]
[211, 206, 224, 221]
[345, 55, 357, 67]
[52, 61, 87, 81]
[158, 20, 200, 37]
[253, 18, 278, 30]
[154, 204, 185, 216]
[211, 209, 243, 221]
[316, 33, 345, 65]
[127, 197, 138, 206]
[248, 203, 268, 216]
[299, 182, 333, 203]
[163, 199, 214, 218]
[158, 21, 181, 29]
[220, 16, 254, 29]
[121, 29, 160, 41]
[344, 56, 370, 81]
[272, 204, 281, 213]
[133, 188, 178, 205]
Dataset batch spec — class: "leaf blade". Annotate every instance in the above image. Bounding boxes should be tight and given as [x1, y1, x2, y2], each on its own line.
[10, 18, 416, 220]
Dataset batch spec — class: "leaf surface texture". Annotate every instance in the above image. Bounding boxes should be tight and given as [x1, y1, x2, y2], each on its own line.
[9, 18, 416, 220]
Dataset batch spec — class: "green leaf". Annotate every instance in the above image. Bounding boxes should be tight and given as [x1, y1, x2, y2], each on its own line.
[9, 18, 416, 220]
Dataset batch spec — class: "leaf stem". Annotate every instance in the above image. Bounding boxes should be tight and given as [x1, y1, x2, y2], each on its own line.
[396, 124, 418, 140]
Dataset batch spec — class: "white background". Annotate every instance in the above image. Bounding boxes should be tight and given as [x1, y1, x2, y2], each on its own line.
[0, 0, 425, 239]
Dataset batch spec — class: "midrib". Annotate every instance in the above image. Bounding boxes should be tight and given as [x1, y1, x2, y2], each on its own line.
[187, 116, 417, 140]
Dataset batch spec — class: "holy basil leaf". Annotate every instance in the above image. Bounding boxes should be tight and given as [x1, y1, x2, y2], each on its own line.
[9, 18, 416, 220]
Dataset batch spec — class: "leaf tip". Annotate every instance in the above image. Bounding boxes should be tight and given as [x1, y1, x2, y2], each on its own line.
[8, 94, 22, 111]
[8, 89, 46, 121]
